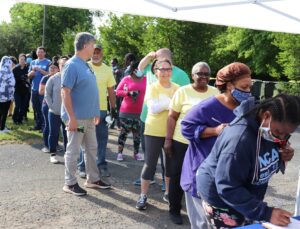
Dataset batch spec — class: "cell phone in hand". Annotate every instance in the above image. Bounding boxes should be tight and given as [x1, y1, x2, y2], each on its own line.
[77, 126, 84, 133]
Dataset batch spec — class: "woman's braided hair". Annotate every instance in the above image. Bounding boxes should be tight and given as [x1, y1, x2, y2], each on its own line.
[256, 94, 300, 125]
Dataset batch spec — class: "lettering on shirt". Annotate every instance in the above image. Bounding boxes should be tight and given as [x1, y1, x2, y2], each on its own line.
[254, 148, 279, 185]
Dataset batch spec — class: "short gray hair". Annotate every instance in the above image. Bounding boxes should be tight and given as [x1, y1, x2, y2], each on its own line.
[191, 61, 211, 75]
[74, 32, 96, 52]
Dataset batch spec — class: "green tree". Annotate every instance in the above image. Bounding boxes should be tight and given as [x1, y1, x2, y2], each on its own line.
[10, 3, 93, 56]
[99, 14, 224, 73]
[273, 33, 300, 80]
[210, 27, 282, 79]
[0, 21, 34, 58]
[99, 14, 149, 65]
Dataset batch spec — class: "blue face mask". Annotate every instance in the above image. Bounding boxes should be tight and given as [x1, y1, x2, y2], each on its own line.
[135, 70, 144, 78]
[231, 88, 251, 103]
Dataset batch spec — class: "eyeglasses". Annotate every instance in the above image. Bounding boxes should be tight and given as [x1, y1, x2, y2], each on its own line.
[156, 68, 172, 72]
[194, 72, 210, 77]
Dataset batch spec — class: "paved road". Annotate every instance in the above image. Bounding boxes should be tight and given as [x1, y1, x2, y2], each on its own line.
[0, 128, 299, 228]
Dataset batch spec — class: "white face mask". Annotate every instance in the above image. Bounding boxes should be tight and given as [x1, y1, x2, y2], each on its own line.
[259, 119, 274, 142]
[259, 118, 291, 144]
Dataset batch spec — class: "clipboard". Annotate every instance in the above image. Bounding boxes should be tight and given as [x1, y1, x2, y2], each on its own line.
[262, 218, 300, 229]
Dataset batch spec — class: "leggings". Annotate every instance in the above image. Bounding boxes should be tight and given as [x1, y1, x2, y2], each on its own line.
[141, 135, 166, 180]
[0, 101, 11, 130]
[118, 117, 141, 154]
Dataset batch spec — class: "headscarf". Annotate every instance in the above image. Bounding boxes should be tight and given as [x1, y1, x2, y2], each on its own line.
[215, 62, 251, 92]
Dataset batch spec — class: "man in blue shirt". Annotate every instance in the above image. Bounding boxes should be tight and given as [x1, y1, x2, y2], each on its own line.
[61, 32, 111, 196]
[28, 47, 51, 130]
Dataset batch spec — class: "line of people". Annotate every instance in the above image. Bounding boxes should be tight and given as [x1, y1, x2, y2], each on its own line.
[1, 31, 300, 228]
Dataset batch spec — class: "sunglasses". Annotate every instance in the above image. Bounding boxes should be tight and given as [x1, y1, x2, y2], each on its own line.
[195, 72, 210, 77]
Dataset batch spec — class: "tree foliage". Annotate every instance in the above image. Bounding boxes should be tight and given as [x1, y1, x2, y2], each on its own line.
[0, 21, 34, 58]
[8, 3, 93, 56]
[99, 14, 225, 73]
[1, 3, 300, 95]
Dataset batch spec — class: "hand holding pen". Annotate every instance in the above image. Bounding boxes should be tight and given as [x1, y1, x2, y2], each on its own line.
[212, 117, 228, 135]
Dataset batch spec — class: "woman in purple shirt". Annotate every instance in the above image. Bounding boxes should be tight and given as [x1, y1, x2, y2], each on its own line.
[180, 62, 252, 229]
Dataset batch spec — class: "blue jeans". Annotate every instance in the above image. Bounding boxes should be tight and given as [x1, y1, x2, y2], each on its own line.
[78, 110, 108, 171]
[48, 111, 67, 153]
[96, 110, 109, 168]
[41, 103, 49, 148]
[31, 90, 43, 129]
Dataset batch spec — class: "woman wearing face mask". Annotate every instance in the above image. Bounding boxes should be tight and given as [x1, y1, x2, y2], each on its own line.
[115, 61, 146, 161]
[196, 94, 300, 228]
[180, 62, 252, 229]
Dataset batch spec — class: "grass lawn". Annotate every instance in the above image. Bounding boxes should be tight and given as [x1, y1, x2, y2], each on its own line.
[0, 110, 43, 145]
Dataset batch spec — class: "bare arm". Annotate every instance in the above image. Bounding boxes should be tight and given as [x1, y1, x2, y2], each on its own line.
[28, 70, 35, 79]
[39, 83, 46, 95]
[35, 66, 48, 76]
[138, 51, 156, 71]
[200, 124, 227, 138]
[164, 109, 180, 156]
[107, 87, 116, 110]
[61, 87, 77, 131]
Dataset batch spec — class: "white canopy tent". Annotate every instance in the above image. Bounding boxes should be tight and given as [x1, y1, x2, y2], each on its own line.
[14, 0, 300, 34]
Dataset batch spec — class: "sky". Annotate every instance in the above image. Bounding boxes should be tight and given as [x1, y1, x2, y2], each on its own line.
[0, 0, 15, 23]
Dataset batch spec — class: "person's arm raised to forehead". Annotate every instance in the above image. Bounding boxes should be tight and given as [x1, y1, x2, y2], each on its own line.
[138, 51, 156, 72]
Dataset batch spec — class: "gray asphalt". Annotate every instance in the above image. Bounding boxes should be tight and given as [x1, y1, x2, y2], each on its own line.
[0, 128, 299, 228]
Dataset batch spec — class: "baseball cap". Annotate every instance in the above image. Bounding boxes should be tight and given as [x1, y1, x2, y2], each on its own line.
[94, 44, 102, 50]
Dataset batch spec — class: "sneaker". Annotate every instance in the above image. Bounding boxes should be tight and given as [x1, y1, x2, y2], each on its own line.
[163, 193, 169, 203]
[41, 147, 50, 153]
[161, 181, 166, 192]
[62, 183, 87, 196]
[100, 168, 111, 177]
[116, 153, 123, 161]
[50, 154, 59, 164]
[79, 171, 86, 179]
[170, 213, 183, 225]
[133, 178, 155, 186]
[134, 152, 143, 161]
[136, 195, 147, 210]
[84, 180, 111, 189]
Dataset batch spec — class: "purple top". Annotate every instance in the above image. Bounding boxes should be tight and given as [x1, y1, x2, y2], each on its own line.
[180, 96, 236, 197]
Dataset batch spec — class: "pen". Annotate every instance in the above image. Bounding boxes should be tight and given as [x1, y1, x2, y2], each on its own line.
[211, 117, 222, 124]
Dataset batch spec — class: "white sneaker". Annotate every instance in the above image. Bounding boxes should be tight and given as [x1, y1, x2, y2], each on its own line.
[41, 147, 50, 153]
[116, 153, 124, 161]
[50, 155, 59, 164]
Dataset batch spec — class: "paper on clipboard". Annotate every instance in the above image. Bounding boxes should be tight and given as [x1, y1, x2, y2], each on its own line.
[262, 218, 300, 229]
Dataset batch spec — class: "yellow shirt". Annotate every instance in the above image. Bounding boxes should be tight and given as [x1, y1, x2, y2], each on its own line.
[170, 84, 219, 144]
[144, 82, 179, 137]
[88, 62, 116, 110]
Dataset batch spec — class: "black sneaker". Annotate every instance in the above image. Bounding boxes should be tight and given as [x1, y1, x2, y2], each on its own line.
[136, 195, 147, 210]
[170, 213, 183, 225]
[63, 183, 87, 196]
[84, 180, 111, 189]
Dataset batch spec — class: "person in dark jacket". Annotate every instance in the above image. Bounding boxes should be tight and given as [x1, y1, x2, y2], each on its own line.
[12, 53, 30, 124]
[180, 62, 252, 229]
[197, 94, 300, 228]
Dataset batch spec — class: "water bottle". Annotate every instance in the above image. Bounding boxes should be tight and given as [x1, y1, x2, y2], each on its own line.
[123, 84, 128, 92]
